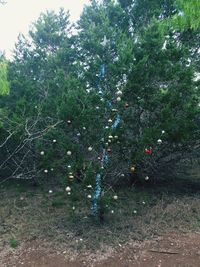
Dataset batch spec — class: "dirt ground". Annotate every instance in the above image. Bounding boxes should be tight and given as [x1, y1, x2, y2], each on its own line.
[1, 232, 200, 267]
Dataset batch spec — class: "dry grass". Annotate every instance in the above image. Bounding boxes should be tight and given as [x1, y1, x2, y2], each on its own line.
[1, 175, 200, 256]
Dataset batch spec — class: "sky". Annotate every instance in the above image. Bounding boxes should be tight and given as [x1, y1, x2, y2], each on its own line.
[0, 0, 90, 58]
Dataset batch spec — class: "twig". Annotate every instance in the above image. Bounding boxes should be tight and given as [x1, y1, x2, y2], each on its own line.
[149, 249, 179, 255]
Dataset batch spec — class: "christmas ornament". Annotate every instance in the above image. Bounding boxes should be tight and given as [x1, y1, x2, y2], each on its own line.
[88, 146, 93, 151]
[162, 130, 165, 134]
[83, 126, 86, 130]
[108, 135, 113, 139]
[40, 151, 45, 156]
[67, 120, 71, 125]
[50, 168, 54, 171]
[111, 210, 114, 214]
[145, 176, 149, 181]
[67, 165, 71, 169]
[96, 106, 100, 110]
[130, 166, 136, 173]
[87, 194, 92, 199]
[53, 139, 57, 143]
[113, 195, 118, 200]
[65, 186, 71, 192]
[157, 139, 162, 145]
[112, 108, 118, 112]
[114, 135, 118, 139]
[105, 126, 109, 129]
[67, 192, 71, 195]
[69, 175, 74, 181]
[108, 119, 112, 123]
[116, 90, 123, 96]
[44, 169, 48, 173]
[121, 173, 125, 177]
[49, 190, 53, 194]
[145, 148, 153, 155]
[133, 210, 137, 214]
[116, 97, 121, 102]
[125, 102, 129, 108]
[87, 185, 92, 188]
[67, 151, 72, 156]
[72, 206, 75, 210]
[77, 133, 81, 137]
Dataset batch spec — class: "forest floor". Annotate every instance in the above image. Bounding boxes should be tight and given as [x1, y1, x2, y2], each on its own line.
[1, 168, 200, 267]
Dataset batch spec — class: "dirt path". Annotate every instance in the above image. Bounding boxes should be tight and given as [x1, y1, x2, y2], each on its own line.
[1, 232, 200, 267]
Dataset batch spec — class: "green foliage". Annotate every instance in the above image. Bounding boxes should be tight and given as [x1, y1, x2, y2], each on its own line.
[0, 60, 9, 95]
[0, 1, 199, 221]
[167, 0, 200, 31]
[9, 238, 18, 249]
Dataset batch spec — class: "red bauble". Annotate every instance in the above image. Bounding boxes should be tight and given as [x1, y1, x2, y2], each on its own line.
[145, 147, 153, 155]
[125, 103, 129, 108]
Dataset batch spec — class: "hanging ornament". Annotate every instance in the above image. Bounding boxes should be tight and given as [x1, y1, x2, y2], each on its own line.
[125, 102, 129, 108]
[145, 176, 149, 181]
[130, 166, 136, 173]
[83, 126, 86, 130]
[96, 106, 100, 110]
[67, 120, 72, 125]
[88, 146, 93, 151]
[162, 130, 165, 134]
[49, 190, 53, 194]
[113, 195, 118, 200]
[69, 175, 74, 181]
[121, 173, 125, 177]
[145, 148, 153, 155]
[116, 90, 123, 96]
[67, 151, 72, 156]
[44, 169, 48, 173]
[65, 186, 71, 192]
[114, 135, 118, 139]
[67, 165, 71, 169]
[50, 168, 54, 171]
[108, 139, 112, 143]
[105, 126, 109, 129]
[111, 210, 114, 214]
[112, 108, 118, 112]
[116, 97, 121, 102]
[87, 194, 92, 199]
[108, 119, 113, 123]
[133, 210, 137, 214]
[53, 139, 57, 143]
[40, 151, 45, 156]
[105, 142, 109, 146]
[108, 135, 113, 139]
[77, 133, 81, 137]
[157, 139, 162, 145]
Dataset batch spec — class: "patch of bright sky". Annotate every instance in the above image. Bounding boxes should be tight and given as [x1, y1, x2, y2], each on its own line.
[0, 0, 90, 59]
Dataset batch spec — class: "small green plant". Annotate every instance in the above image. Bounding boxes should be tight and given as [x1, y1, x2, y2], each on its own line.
[10, 238, 18, 249]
